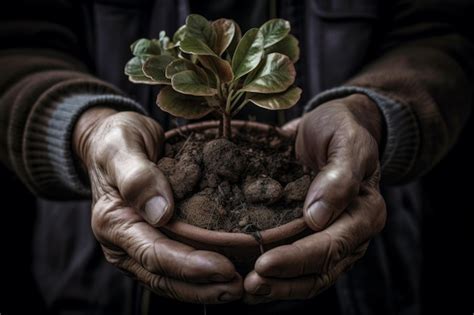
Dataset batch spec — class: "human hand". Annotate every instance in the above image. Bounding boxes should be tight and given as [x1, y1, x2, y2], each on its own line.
[244, 94, 387, 303]
[73, 108, 242, 303]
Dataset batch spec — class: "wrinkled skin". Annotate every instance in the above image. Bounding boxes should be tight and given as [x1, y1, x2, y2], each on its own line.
[73, 109, 242, 304]
[74, 92, 386, 304]
[243, 94, 387, 303]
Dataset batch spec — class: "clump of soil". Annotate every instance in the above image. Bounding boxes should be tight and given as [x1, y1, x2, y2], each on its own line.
[158, 127, 313, 233]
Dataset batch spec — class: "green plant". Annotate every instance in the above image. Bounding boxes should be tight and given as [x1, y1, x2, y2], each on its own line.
[125, 14, 301, 138]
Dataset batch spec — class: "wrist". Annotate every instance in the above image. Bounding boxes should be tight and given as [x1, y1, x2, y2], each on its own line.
[73, 107, 117, 168]
[343, 93, 385, 148]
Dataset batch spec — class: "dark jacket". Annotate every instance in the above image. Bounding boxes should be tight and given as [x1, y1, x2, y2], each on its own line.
[0, 0, 473, 314]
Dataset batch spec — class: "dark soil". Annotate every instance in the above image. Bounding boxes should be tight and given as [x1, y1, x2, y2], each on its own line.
[158, 127, 313, 232]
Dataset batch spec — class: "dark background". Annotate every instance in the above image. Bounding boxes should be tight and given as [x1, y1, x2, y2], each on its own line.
[0, 117, 472, 314]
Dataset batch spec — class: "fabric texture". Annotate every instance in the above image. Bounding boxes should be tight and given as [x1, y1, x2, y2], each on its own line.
[24, 91, 145, 198]
[1, 0, 473, 315]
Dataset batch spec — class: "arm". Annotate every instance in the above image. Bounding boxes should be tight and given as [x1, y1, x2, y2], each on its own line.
[0, 0, 144, 199]
[1, 2, 243, 302]
[305, 0, 474, 184]
[244, 0, 473, 302]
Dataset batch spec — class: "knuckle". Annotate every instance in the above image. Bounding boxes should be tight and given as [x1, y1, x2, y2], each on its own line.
[122, 161, 154, 185]
[118, 162, 156, 201]
[150, 275, 182, 302]
[102, 247, 122, 265]
[353, 243, 369, 260]
[91, 201, 111, 241]
[150, 275, 168, 297]
[319, 232, 345, 273]
[307, 273, 333, 299]
[133, 240, 156, 272]
[329, 235, 351, 269]
[101, 247, 137, 279]
[339, 170, 360, 200]
[323, 166, 360, 204]
[319, 272, 334, 288]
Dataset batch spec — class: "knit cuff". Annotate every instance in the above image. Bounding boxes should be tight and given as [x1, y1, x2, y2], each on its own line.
[304, 86, 420, 183]
[23, 83, 146, 199]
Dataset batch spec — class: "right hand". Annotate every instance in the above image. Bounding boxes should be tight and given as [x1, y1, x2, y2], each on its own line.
[73, 108, 242, 304]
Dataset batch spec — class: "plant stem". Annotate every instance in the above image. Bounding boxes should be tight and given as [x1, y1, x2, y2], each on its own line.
[232, 99, 250, 116]
[230, 91, 245, 110]
[222, 111, 231, 139]
[226, 89, 234, 113]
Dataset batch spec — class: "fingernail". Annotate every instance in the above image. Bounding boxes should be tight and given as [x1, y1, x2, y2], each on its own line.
[144, 196, 168, 225]
[219, 292, 239, 302]
[307, 201, 331, 230]
[253, 283, 271, 296]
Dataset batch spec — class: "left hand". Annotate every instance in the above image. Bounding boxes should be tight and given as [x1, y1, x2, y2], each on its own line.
[244, 94, 387, 303]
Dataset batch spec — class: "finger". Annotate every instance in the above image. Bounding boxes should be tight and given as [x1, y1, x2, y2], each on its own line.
[92, 195, 236, 283]
[280, 118, 301, 137]
[111, 253, 243, 304]
[296, 112, 380, 232]
[244, 248, 360, 303]
[255, 187, 385, 278]
[112, 153, 174, 227]
[96, 114, 173, 227]
[303, 162, 360, 231]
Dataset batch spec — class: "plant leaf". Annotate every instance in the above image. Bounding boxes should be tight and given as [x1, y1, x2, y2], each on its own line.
[131, 38, 161, 56]
[180, 36, 217, 56]
[185, 14, 216, 48]
[128, 75, 160, 84]
[248, 86, 301, 110]
[202, 67, 218, 88]
[259, 19, 290, 48]
[227, 20, 241, 57]
[157, 86, 213, 119]
[173, 25, 187, 45]
[158, 30, 177, 56]
[125, 56, 145, 76]
[232, 28, 264, 80]
[212, 19, 235, 56]
[265, 34, 300, 63]
[171, 70, 217, 96]
[239, 53, 295, 93]
[142, 55, 175, 84]
[124, 56, 158, 84]
[165, 59, 207, 79]
[198, 55, 233, 83]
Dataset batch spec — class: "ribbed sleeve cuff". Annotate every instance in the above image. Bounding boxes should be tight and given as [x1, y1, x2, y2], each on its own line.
[23, 83, 146, 199]
[304, 86, 420, 183]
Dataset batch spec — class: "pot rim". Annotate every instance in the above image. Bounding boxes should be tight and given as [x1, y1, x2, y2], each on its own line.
[161, 120, 309, 247]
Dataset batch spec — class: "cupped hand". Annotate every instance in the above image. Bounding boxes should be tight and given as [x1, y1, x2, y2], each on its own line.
[244, 94, 387, 303]
[73, 108, 242, 304]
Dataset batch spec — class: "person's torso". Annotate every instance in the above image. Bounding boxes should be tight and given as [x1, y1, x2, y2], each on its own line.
[34, 2, 425, 315]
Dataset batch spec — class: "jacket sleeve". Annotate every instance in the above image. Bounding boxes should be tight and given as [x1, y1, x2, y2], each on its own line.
[305, 0, 474, 184]
[0, 1, 145, 199]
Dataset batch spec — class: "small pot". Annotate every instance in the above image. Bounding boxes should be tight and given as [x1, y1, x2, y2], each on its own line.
[160, 120, 311, 272]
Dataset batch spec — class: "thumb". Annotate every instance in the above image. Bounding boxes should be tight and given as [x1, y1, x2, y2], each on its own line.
[303, 162, 360, 231]
[112, 153, 174, 227]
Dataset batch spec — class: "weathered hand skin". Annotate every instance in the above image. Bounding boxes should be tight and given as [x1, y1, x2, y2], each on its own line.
[73, 108, 242, 304]
[244, 94, 387, 304]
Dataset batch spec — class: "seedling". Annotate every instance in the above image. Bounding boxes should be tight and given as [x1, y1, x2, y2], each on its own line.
[125, 14, 301, 138]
